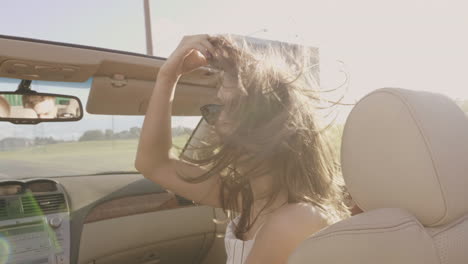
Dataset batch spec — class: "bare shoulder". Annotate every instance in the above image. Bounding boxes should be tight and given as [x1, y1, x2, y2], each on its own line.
[245, 203, 328, 264]
[264, 203, 328, 233]
[264, 203, 327, 232]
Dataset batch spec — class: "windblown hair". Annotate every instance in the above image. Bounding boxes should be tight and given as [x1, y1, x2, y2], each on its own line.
[22, 95, 55, 108]
[179, 35, 350, 239]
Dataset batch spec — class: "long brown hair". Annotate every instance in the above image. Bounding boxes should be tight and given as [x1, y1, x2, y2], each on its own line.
[179, 35, 350, 238]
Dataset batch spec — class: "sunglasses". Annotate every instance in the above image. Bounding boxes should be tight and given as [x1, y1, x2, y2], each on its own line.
[200, 104, 224, 125]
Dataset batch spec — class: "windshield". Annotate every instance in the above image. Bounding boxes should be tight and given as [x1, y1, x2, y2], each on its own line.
[0, 77, 200, 179]
[1, 0, 467, 179]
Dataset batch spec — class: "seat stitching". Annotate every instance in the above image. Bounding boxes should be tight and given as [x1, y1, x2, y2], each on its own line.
[430, 213, 468, 237]
[309, 220, 426, 240]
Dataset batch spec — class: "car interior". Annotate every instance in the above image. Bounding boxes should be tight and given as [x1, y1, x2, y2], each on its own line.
[289, 88, 468, 264]
[0, 33, 467, 264]
[0, 34, 226, 264]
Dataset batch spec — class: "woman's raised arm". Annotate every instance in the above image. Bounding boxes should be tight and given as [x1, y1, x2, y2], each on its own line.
[134, 35, 222, 208]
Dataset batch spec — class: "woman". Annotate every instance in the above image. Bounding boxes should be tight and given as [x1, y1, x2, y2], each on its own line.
[135, 34, 350, 264]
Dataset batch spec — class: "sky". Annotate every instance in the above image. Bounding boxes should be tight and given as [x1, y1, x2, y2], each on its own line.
[0, 0, 467, 138]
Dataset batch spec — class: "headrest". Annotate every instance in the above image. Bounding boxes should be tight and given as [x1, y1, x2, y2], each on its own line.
[341, 88, 468, 226]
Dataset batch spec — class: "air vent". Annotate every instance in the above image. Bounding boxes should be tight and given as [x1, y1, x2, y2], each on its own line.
[0, 199, 6, 218]
[22, 194, 67, 215]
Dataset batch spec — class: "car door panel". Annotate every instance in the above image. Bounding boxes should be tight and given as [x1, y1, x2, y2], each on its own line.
[55, 174, 217, 264]
[80, 207, 214, 264]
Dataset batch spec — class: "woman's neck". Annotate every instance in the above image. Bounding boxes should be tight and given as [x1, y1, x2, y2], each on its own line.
[249, 174, 288, 220]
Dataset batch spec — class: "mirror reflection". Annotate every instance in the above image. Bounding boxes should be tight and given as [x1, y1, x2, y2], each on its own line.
[0, 93, 82, 120]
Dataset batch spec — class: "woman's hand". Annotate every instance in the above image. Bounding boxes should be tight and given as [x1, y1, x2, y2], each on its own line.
[158, 34, 216, 81]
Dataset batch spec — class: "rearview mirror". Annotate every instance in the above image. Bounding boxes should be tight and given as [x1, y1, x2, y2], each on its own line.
[0, 92, 83, 124]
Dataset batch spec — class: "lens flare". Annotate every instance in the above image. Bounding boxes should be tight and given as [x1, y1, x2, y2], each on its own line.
[0, 236, 11, 264]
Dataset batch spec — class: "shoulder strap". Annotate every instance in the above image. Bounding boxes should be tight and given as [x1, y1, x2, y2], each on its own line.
[253, 221, 266, 239]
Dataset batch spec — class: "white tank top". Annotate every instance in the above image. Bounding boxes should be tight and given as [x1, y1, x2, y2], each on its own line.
[224, 216, 265, 264]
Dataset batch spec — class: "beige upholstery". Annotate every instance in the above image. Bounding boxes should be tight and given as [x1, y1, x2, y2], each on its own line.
[289, 88, 468, 264]
[289, 208, 440, 264]
[427, 213, 468, 264]
[342, 88, 468, 226]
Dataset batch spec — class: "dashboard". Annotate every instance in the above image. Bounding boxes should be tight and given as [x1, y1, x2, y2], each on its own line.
[0, 174, 212, 264]
[0, 179, 70, 264]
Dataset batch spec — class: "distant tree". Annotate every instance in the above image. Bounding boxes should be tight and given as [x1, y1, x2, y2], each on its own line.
[129, 127, 141, 138]
[79, 130, 105, 141]
[172, 126, 193, 137]
[107, 127, 141, 140]
[113, 130, 132, 139]
[78, 126, 189, 142]
[105, 129, 114, 140]
[34, 136, 57, 145]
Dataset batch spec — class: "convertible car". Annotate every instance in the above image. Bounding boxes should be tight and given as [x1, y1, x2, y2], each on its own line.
[0, 34, 467, 264]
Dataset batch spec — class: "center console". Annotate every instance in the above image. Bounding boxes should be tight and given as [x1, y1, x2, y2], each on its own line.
[0, 179, 70, 264]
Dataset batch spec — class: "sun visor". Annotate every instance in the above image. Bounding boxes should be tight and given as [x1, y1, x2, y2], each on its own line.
[87, 76, 218, 116]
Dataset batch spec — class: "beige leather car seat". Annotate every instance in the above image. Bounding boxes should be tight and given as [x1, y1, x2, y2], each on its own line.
[289, 88, 468, 264]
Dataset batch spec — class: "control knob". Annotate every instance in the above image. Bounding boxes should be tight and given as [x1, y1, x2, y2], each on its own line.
[48, 216, 63, 228]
